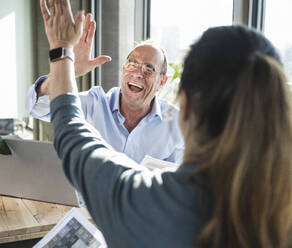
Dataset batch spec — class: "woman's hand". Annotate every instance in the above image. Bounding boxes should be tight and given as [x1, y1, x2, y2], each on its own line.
[40, 0, 84, 49]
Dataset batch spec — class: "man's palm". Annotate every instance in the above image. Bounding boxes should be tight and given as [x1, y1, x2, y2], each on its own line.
[74, 14, 111, 77]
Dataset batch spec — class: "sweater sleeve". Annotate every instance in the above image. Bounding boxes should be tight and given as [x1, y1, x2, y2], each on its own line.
[50, 94, 203, 248]
[50, 94, 146, 245]
[50, 93, 143, 195]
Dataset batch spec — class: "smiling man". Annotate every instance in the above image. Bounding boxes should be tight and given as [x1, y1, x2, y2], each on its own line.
[120, 43, 168, 132]
[26, 17, 184, 164]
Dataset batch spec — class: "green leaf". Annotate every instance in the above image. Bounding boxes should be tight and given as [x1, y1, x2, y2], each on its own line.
[169, 62, 175, 68]
[0, 137, 12, 155]
[172, 71, 179, 80]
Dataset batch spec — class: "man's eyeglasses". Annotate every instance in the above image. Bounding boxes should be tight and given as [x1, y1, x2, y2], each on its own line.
[125, 59, 161, 78]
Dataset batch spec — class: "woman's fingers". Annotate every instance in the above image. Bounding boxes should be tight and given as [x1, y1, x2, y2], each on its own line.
[54, 0, 63, 16]
[63, 0, 74, 21]
[40, 0, 84, 48]
[48, 0, 55, 18]
[40, 0, 50, 22]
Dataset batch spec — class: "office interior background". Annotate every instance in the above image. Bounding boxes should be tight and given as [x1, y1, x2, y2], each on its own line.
[0, 0, 291, 247]
[0, 0, 291, 141]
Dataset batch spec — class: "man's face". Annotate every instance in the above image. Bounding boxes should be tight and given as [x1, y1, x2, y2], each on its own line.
[121, 45, 167, 111]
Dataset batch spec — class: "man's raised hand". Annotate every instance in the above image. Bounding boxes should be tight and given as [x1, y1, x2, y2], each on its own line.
[74, 13, 111, 77]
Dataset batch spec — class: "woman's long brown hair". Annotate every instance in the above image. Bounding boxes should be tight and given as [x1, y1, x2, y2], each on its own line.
[180, 26, 292, 247]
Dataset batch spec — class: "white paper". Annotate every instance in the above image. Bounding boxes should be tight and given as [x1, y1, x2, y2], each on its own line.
[33, 208, 107, 248]
[140, 155, 179, 170]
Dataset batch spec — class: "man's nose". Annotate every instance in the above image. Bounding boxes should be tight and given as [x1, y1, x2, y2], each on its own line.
[131, 66, 144, 78]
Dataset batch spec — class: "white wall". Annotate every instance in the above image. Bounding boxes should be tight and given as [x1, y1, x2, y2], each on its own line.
[0, 1, 34, 118]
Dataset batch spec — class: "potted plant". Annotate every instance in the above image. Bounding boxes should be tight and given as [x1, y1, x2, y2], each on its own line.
[158, 62, 183, 106]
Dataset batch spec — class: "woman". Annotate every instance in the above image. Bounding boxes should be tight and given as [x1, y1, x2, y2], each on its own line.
[178, 26, 292, 247]
[42, 0, 292, 247]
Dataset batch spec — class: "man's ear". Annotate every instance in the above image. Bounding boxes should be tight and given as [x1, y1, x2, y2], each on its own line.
[179, 90, 189, 121]
[160, 75, 168, 87]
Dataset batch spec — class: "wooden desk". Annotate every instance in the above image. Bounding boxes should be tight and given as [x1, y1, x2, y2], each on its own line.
[0, 195, 91, 244]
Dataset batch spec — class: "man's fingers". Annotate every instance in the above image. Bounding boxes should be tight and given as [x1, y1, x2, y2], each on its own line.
[40, 0, 50, 21]
[75, 10, 85, 38]
[87, 21, 96, 44]
[84, 14, 91, 31]
[81, 14, 91, 42]
[90, 56, 112, 68]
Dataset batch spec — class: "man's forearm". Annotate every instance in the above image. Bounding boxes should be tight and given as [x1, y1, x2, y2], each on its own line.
[36, 76, 49, 99]
[49, 58, 78, 101]
[36, 70, 81, 99]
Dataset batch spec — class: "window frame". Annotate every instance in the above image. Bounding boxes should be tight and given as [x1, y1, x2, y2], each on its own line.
[144, 0, 266, 36]
[93, 0, 102, 86]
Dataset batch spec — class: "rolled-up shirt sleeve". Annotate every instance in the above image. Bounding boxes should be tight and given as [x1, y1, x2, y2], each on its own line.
[25, 75, 50, 121]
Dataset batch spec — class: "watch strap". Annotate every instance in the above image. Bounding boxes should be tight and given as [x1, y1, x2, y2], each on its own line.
[49, 47, 74, 63]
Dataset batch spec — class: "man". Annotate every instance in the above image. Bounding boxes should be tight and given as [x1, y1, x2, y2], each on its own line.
[26, 14, 184, 164]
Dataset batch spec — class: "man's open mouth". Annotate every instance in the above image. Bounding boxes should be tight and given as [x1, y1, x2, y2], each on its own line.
[128, 82, 144, 93]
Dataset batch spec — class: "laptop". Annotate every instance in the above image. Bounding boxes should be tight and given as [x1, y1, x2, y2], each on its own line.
[0, 138, 82, 206]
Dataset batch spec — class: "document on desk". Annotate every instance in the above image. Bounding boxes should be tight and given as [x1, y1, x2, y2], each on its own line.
[33, 208, 107, 248]
[140, 155, 179, 170]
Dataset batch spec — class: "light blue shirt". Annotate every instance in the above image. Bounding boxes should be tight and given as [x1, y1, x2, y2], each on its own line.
[26, 76, 184, 164]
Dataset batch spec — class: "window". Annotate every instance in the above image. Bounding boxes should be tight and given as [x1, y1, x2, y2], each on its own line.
[264, 0, 292, 82]
[0, 2, 34, 119]
[150, 0, 233, 64]
[0, 1, 34, 139]
[150, 0, 233, 103]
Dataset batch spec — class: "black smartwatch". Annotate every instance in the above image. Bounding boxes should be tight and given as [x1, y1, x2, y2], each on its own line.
[49, 47, 74, 63]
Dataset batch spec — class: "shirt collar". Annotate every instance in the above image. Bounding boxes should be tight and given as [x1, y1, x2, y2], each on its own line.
[112, 88, 121, 113]
[147, 96, 162, 121]
[111, 88, 162, 121]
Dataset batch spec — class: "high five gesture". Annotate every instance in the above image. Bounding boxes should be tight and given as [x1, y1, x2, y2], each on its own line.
[40, 0, 84, 50]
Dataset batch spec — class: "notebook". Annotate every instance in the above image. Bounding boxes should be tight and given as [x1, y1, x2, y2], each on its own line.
[0, 138, 82, 206]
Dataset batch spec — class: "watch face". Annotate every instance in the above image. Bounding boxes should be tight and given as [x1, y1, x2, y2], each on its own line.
[49, 48, 63, 60]
[49, 47, 74, 62]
